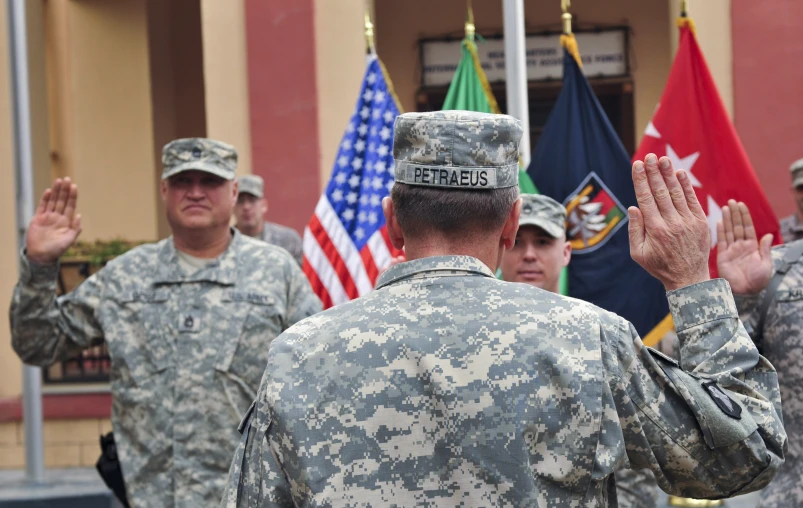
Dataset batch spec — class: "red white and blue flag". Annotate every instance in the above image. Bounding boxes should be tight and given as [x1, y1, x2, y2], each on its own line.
[302, 55, 403, 308]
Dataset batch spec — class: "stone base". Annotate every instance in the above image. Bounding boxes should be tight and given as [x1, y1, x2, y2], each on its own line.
[0, 468, 121, 508]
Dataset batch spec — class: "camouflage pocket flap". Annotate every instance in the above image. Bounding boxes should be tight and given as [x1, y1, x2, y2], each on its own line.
[647, 348, 757, 449]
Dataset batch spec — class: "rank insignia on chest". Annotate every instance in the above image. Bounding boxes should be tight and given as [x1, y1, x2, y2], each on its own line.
[564, 171, 628, 254]
[179, 313, 201, 333]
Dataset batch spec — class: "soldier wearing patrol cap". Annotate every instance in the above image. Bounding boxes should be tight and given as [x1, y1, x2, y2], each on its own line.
[233, 174, 303, 265]
[500, 194, 571, 291]
[500, 194, 660, 508]
[222, 111, 785, 507]
[779, 158, 803, 244]
[10, 137, 321, 507]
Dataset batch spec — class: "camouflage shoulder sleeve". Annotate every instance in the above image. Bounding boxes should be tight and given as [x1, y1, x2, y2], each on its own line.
[221, 372, 294, 507]
[9, 250, 105, 366]
[283, 254, 321, 328]
[603, 278, 786, 499]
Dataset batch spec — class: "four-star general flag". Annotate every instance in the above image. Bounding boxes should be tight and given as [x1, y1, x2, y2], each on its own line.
[633, 18, 781, 278]
[302, 55, 403, 309]
[528, 36, 671, 342]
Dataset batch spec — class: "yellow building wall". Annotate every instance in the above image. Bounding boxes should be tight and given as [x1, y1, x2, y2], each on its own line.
[0, 419, 112, 469]
[200, 0, 253, 178]
[46, 0, 159, 243]
[314, 0, 370, 188]
[0, 0, 23, 401]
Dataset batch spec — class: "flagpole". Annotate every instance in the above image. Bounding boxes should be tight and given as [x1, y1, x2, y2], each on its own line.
[364, 2, 376, 56]
[502, 0, 531, 169]
[7, 0, 46, 484]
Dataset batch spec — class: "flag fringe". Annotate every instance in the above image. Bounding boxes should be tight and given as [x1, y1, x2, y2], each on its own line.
[676, 16, 697, 38]
[642, 313, 675, 348]
[377, 58, 405, 114]
[560, 33, 583, 68]
[465, 38, 501, 114]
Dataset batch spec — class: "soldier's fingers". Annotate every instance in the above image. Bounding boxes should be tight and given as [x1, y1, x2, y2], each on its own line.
[717, 221, 727, 252]
[738, 201, 758, 242]
[677, 169, 706, 220]
[627, 207, 645, 256]
[63, 183, 78, 222]
[71, 213, 82, 233]
[632, 160, 661, 225]
[644, 154, 679, 219]
[728, 199, 745, 241]
[759, 233, 773, 261]
[46, 179, 62, 212]
[658, 156, 691, 216]
[36, 188, 52, 216]
[722, 205, 735, 245]
[54, 177, 73, 215]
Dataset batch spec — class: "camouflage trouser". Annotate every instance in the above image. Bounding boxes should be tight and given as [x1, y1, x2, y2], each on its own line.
[615, 467, 659, 508]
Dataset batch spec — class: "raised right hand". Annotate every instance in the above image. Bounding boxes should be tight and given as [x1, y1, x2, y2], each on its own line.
[26, 178, 82, 264]
[716, 199, 773, 295]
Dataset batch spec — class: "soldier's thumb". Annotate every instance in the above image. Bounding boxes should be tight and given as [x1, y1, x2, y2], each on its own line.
[628, 207, 645, 253]
[759, 233, 773, 260]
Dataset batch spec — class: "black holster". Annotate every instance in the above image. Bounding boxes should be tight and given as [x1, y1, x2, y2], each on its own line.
[96, 432, 131, 507]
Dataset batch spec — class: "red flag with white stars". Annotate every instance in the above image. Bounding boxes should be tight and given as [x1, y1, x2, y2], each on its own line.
[633, 22, 781, 277]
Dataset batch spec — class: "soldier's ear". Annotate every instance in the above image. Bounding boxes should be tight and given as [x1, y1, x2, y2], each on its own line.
[160, 180, 168, 201]
[382, 197, 405, 250]
[501, 198, 522, 250]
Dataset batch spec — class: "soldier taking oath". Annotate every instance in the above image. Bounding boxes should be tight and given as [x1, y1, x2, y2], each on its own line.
[222, 111, 785, 507]
[10, 138, 321, 508]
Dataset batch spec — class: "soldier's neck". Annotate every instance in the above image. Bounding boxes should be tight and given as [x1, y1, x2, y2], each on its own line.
[403, 237, 502, 274]
[237, 221, 263, 238]
[173, 227, 232, 259]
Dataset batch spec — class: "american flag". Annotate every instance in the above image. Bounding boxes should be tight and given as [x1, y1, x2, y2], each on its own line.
[302, 55, 403, 308]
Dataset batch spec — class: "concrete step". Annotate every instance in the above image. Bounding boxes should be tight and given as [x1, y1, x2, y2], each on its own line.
[0, 468, 122, 508]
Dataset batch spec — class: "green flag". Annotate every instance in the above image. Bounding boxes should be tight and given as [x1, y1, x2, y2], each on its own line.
[442, 39, 538, 194]
[442, 38, 568, 294]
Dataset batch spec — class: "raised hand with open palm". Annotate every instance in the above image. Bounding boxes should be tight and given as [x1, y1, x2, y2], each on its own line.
[26, 178, 82, 265]
[716, 199, 773, 295]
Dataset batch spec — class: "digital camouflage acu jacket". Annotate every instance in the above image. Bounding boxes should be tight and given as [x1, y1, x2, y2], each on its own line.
[736, 240, 803, 508]
[10, 230, 322, 508]
[222, 255, 786, 507]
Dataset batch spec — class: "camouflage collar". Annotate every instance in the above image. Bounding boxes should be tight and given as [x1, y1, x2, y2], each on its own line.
[375, 255, 496, 289]
[154, 228, 241, 285]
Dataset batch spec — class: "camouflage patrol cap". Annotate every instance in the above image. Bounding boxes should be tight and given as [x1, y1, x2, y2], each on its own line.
[518, 194, 566, 238]
[790, 158, 803, 188]
[237, 175, 264, 198]
[393, 111, 522, 190]
[161, 138, 237, 181]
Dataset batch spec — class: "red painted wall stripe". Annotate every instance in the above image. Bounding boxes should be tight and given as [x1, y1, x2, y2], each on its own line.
[0, 394, 112, 422]
[244, 0, 320, 233]
[732, 2, 803, 219]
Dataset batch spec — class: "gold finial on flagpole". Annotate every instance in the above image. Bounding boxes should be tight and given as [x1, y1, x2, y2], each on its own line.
[561, 0, 573, 35]
[680, 0, 689, 17]
[364, 3, 376, 55]
[465, 0, 476, 40]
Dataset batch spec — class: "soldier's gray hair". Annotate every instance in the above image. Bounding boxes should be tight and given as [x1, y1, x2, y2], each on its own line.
[391, 183, 520, 239]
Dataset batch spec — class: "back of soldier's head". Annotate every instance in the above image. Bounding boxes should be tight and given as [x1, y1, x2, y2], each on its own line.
[391, 111, 523, 240]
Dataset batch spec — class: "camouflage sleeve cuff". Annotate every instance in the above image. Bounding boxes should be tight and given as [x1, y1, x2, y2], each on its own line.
[667, 279, 738, 332]
[20, 249, 60, 287]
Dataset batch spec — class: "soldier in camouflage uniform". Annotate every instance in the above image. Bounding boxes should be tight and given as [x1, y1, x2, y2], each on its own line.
[500, 194, 660, 508]
[222, 111, 785, 507]
[10, 138, 321, 508]
[716, 199, 803, 508]
[234, 174, 303, 265]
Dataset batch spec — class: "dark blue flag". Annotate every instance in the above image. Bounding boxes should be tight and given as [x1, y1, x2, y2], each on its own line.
[528, 50, 671, 342]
